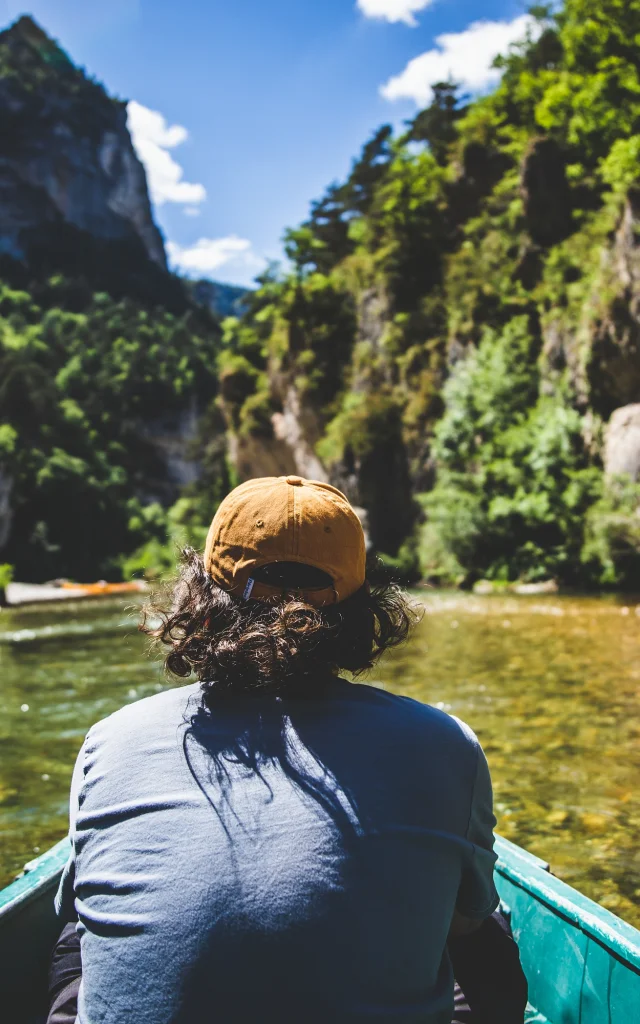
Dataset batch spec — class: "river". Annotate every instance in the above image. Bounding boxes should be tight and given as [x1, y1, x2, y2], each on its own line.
[1, 591, 639, 927]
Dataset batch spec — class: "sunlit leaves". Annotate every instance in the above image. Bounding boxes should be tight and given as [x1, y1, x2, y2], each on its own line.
[0, 282, 221, 579]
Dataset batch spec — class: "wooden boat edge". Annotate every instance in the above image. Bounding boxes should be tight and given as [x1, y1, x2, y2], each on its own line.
[494, 836, 640, 970]
[0, 839, 69, 920]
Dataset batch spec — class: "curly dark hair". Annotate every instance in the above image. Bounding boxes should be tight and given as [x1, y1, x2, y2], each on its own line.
[141, 547, 418, 701]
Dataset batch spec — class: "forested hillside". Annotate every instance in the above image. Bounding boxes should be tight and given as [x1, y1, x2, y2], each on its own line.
[0, 17, 231, 583]
[219, 0, 640, 588]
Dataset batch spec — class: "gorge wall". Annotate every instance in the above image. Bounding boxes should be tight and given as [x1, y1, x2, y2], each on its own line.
[0, 16, 230, 581]
[0, 17, 165, 272]
[218, 0, 640, 587]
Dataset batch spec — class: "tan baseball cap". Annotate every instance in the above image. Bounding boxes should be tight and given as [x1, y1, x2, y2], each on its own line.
[203, 475, 366, 606]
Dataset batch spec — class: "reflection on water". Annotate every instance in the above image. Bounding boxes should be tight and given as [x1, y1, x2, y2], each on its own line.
[1, 592, 639, 926]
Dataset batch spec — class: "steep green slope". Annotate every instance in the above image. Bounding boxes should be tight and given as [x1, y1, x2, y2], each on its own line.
[0, 279, 228, 581]
[219, 0, 640, 588]
[0, 18, 229, 582]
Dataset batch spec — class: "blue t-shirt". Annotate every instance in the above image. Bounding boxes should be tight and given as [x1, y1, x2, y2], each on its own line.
[56, 677, 498, 1023]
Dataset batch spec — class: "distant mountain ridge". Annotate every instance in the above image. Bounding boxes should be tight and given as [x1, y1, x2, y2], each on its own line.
[0, 15, 247, 320]
[0, 15, 166, 278]
[190, 279, 249, 319]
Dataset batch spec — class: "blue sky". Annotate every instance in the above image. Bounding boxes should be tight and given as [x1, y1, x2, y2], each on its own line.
[0, 0, 534, 285]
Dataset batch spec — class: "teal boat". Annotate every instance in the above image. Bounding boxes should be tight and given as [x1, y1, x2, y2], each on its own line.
[1, 834, 638, 1023]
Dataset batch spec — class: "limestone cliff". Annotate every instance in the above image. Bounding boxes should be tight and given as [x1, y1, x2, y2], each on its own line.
[216, 0, 640, 585]
[0, 468, 12, 551]
[0, 17, 232, 581]
[220, 280, 416, 555]
[0, 16, 166, 271]
[587, 194, 640, 418]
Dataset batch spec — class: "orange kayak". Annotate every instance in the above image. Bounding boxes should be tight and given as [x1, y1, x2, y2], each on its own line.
[59, 581, 147, 595]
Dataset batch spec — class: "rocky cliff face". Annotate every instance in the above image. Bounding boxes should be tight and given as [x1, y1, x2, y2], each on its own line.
[215, 0, 640, 586]
[0, 469, 12, 551]
[137, 400, 202, 506]
[222, 281, 416, 555]
[0, 16, 166, 270]
[587, 194, 640, 417]
[604, 404, 640, 479]
[541, 192, 640, 426]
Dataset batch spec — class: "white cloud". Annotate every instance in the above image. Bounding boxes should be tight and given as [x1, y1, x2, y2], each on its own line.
[357, 0, 434, 26]
[127, 100, 206, 207]
[183, 206, 202, 217]
[380, 15, 535, 105]
[166, 236, 266, 286]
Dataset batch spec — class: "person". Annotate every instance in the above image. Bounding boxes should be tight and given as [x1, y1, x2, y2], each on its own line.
[49, 475, 527, 1024]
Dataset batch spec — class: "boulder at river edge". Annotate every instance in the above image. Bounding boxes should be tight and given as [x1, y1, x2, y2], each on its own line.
[604, 404, 640, 480]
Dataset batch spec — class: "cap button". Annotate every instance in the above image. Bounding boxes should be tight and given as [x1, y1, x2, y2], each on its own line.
[285, 475, 304, 485]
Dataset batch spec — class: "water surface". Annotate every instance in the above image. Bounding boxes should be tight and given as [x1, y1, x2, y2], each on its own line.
[1, 591, 638, 926]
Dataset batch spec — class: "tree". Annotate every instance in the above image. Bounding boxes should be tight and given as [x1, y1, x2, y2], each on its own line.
[406, 82, 467, 165]
[344, 124, 393, 213]
[284, 126, 393, 275]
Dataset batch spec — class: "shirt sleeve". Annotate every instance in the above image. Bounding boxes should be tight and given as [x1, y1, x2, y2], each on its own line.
[455, 736, 500, 919]
[54, 735, 88, 922]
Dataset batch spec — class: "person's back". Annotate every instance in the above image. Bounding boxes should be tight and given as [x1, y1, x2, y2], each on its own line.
[59, 677, 496, 1023]
[53, 476, 503, 1023]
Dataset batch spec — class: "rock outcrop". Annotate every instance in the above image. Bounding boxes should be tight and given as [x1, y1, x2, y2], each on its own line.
[588, 193, 640, 417]
[0, 16, 166, 270]
[138, 400, 202, 505]
[228, 433, 297, 483]
[224, 280, 416, 554]
[0, 470, 12, 550]
[521, 137, 573, 248]
[270, 384, 328, 482]
[604, 404, 640, 480]
[541, 193, 640, 419]
[226, 384, 328, 496]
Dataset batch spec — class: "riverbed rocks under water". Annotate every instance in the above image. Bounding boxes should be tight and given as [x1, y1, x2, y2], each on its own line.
[1, 591, 639, 927]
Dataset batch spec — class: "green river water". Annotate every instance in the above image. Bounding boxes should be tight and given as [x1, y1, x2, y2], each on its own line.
[1, 591, 639, 927]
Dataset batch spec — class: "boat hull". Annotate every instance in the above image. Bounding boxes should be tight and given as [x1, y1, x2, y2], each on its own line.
[0, 839, 68, 1023]
[1, 835, 638, 1023]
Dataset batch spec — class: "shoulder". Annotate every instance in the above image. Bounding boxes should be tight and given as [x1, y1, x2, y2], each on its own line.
[350, 682, 480, 753]
[86, 683, 202, 750]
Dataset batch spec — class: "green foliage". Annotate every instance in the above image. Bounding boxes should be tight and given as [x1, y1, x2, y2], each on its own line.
[318, 389, 402, 466]
[285, 274, 356, 407]
[0, 279, 224, 581]
[423, 317, 602, 582]
[0, 424, 17, 455]
[581, 478, 640, 586]
[600, 136, 640, 194]
[434, 316, 539, 470]
[121, 497, 212, 582]
[284, 125, 393, 276]
[374, 536, 422, 586]
[405, 82, 468, 166]
[367, 148, 447, 312]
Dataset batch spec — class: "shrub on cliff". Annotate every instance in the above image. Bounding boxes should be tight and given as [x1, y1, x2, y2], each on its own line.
[423, 316, 610, 583]
[581, 478, 640, 587]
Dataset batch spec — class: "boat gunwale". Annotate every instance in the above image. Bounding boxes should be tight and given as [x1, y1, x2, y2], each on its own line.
[0, 839, 69, 920]
[494, 836, 640, 971]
